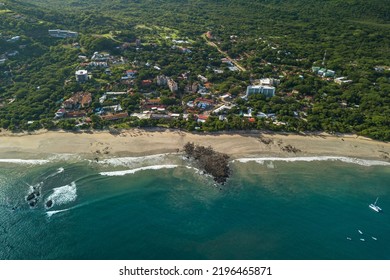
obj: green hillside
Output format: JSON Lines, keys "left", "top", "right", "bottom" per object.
{"left": 0, "top": 0, "right": 389, "bottom": 140}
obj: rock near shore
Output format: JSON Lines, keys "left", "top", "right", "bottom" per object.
{"left": 184, "top": 142, "right": 230, "bottom": 184}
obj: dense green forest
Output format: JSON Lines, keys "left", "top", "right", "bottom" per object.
{"left": 0, "top": 0, "right": 389, "bottom": 140}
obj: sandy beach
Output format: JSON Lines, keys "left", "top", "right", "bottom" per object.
{"left": 0, "top": 129, "right": 389, "bottom": 161}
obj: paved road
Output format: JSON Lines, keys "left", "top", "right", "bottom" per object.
{"left": 202, "top": 33, "right": 247, "bottom": 72}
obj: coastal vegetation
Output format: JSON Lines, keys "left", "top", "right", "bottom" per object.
{"left": 0, "top": 0, "right": 389, "bottom": 140}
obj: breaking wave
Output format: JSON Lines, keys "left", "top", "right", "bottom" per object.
{"left": 46, "top": 208, "right": 71, "bottom": 218}
{"left": 99, "top": 165, "right": 178, "bottom": 176}
{"left": 45, "top": 167, "right": 65, "bottom": 179}
{"left": 0, "top": 159, "right": 50, "bottom": 165}
{"left": 185, "top": 166, "right": 202, "bottom": 174}
{"left": 233, "top": 156, "right": 390, "bottom": 167}
{"left": 27, "top": 181, "right": 43, "bottom": 192}
{"left": 95, "top": 153, "right": 172, "bottom": 167}
{"left": 45, "top": 182, "right": 77, "bottom": 207}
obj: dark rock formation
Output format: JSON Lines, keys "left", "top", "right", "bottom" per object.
{"left": 184, "top": 142, "right": 230, "bottom": 184}
{"left": 26, "top": 186, "right": 42, "bottom": 208}
{"left": 26, "top": 193, "right": 35, "bottom": 201}
{"left": 281, "top": 144, "right": 301, "bottom": 153}
{"left": 46, "top": 200, "right": 53, "bottom": 208}
{"left": 259, "top": 136, "right": 273, "bottom": 145}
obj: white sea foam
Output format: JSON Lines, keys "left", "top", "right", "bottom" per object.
{"left": 0, "top": 159, "right": 50, "bottom": 165}
{"left": 45, "top": 182, "right": 77, "bottom": 207}
{"left": 27, "top": 181, "right": 43, "bottom": 193}
{"left": 46, "top": 208, "right": 71, "bottom": 218}
{"left": 233, "top": 156, "right": 390, "bottom": 167}
{"left": 96, "top": 153, "right": 171, "bottom": 167}
{"left": 184, "top": 166, "right": 213, "bottom": 178}
{"left": 99, "top": 164, "right": 178, "bottom": 176}
{"left": 185, "top": 166, "right": 202, "bottom": 174}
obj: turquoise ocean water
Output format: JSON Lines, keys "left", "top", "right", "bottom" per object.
{"left": 0, "top": 153, "right": 389, "bottom": 260}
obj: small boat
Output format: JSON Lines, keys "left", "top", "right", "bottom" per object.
{"left": 360, "top": 238, "right": 365, "bottom": 241}
{"left": 369, "top": 197, "right": 382, "bottom": 212}
{"left": 358, "top": 229, "right": 363, "bottom": 234}
{"left": 372, "top": 236, "right": 377, "bottom": 241}
{"left": 347, "top": 237, "right": 352, "bottom": 240}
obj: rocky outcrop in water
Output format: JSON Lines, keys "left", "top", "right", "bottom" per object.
{"left": 26, "top": 193, "right": 36, "bottom": 201}
{"left": 26, "top": 186, "right": 41, "bottom": 208}
{"left": 184, "top": 142, "right": 230, "bottom": 184}
{"left": 46, "top": 200, "right": 53, "bottom": 208}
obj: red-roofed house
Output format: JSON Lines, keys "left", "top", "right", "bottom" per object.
{"left": 101, "top": 112, "right": 129, "bottom": 121}
{"left": 142, "top": 80, "right": 152, "bottom": 87}
{"left": 197, "top": 115, "right": 209, "bottom": 123}
{"left": 126, "top": 70, "right": 137, "bottom": 78}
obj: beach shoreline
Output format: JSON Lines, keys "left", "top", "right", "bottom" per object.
{"left": 0, "top": 129, "right": 389, "bottom": 162}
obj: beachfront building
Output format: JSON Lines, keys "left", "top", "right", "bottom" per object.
{"left": 75, "top": 70, "right": 88, "bottom": 82}
{"left": 245, "top": 85, "right": 275, "bottom": 98}
{"left": 49, "top": 29, "right": 78, "bottom": 38}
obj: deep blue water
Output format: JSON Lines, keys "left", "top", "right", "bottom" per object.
{"left": 0, "top": 154, "right": 389, "bottom": 259}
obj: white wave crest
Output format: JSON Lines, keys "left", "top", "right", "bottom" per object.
{"left": 45, "top": 182, "right": 77, "bottom": 207}
{"left": 45, "top": 167, "right": 65, "bottom": 179}
{"left": 233, "top": 156, "right": 390, "bottom": 167}
{"left": 185, "top": 166, "right": 202, "bottom": 174}
{"left": 0, "top": 159, "right": 50, "bottom": 165}
{"left": 99, "top": 164, "right": 178, "bottom": 176}
{"left": 95, "top": 153, "right": 171, "bottom": 167}
{"left": 46, "top": 208, "right": 71, "bottom": 218}
{"left": 185, "top": 166, "right": 213, "bottom": 179}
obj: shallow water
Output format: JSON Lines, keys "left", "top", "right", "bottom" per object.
{"left": 0, "top": 154, "right": 389, "bottom": 259}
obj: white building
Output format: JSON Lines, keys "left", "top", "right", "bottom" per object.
{"left": 259, "top": 78, "right": 280, "bottom": 87}
{"left": 91, "top": 52, "right": 110, "bottom": 61}
{"left": 75, "top": 70, "right": 88, "bottom": 82}
{"left": 156, "top": 75, "right": 168, "bottom": 86}
{"left": 334, "top": 77, "right": 352, "bottom": 85}
{"left": 197, "top": 75, "right": 208, "bottom": 83}
{"left": 49, "top": 29, "right": 78, "bottom": 38}
{"left": 245, "top": 85, "right": 275, "bottom": 98}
